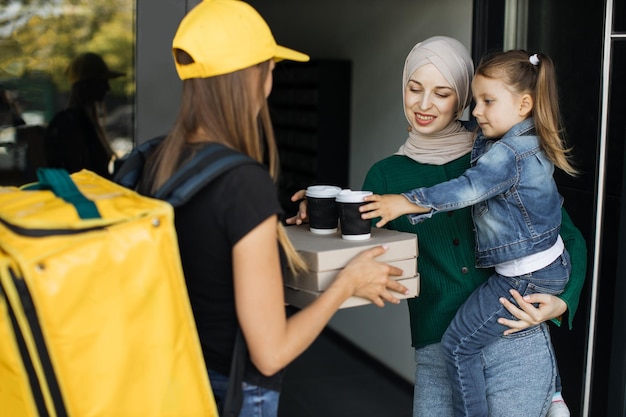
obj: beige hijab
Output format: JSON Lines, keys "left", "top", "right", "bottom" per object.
{"left": 396, "top": 36, "right": 475, "bottom": 165}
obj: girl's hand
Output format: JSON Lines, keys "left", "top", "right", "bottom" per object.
{"left": 360, "top": 194, "right": 426, "bottom": 228}
{"left": 498, "top": 289, "right": 567, "bottom": 335}
{"left": 285, "top": 189, "right": 308, "bottom": 225}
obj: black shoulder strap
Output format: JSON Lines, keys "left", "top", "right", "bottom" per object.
{"left": 113, "top": 135, "right": 165, "bottom": 190}
{"left": 114, "top": 136, "right": 256, "bottom": 207}
{"left": 221, "top": 329, "right": 247, "bottom": 417}
{"left": 154, "top": 143, "right": 256, "bottom": 207}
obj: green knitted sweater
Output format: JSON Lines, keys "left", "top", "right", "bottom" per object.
{"left": 362, "top": 153, "right": 587, "bottom": 348}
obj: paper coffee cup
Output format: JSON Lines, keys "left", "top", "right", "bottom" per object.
{"left": 336, "top": 190, "right": 373, "bottom": 240}
{"left": 305, "top": 185, "right": 342, "bottom": 234}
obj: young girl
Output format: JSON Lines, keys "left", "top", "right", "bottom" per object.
{"left": 361, "top": 49, "right": 577, "bottom": 417}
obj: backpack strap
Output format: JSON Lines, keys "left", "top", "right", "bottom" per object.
{"left": 221, "top": 328, "right": 247, "bottom": 417}
{"left": 154, "top": 143, "right": 256, "bottom": 207}
{"left": 113, "top": 135, "right": 165, "bottom": 191}
{"left": 114, "top": 136, "right": 256, "bottom": 207}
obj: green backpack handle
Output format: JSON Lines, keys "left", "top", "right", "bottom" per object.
{"left": 24, "top": 168, "right": 101, "bottom": 220}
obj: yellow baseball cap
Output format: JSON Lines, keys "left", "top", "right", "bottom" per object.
{"left": 172, "top": 0, "right": 309, "bottom": 80}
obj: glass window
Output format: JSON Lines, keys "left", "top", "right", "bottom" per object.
{"left": 0, "top": 0, "right": 135, "bottom": 184}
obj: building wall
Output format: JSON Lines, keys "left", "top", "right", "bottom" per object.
{"left": 135, "top": 0, "right": 184, "bottom": 142}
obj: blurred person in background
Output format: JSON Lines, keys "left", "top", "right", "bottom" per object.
{"left": 45, "top": 52, "right": 123, "bottom": 178}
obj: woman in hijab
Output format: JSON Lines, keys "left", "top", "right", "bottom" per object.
{"left": 363, "top": 36, "right": 586, "bottom": 417}
{"left": 289, "top": 36, "right": 585, "bottom": 417}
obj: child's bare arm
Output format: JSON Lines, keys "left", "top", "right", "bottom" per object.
{"left": 360, "top": 194, "right": 430, "bottom": 228}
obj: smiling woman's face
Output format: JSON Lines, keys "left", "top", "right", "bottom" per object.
{"left": 404, "top": 63, "right": 459, "bottom": 135}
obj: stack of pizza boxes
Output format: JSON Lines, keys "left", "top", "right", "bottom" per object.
{"left": 284, "top": 225, "right": 419, "bottom": 308}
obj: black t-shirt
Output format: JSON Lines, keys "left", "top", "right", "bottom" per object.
{"left": 174, "top": 160, "right": 285, "bottom": 391}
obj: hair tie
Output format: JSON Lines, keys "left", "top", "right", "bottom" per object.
{"left": 529, "top": 54, "right": 540, "bottom": 66}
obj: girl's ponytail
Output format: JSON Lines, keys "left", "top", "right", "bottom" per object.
{"left": 532, "top": 53, "right": 578, "bottom": 176}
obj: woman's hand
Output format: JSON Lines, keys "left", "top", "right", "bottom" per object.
{"left": 285, "top": 189, "right": 308, "bottom": 225}
{"left": 330, "top": 245, "right": 407, "bottom": 307}
{"left": 497, "top": 290, "right": 568, "bottom": 335}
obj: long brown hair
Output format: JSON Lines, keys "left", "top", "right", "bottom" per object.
{"left": 146, "top": 50, "right": 305, "bottom": 273}
{"left": 475, "top": 50, "right": 577, "bottom": 176}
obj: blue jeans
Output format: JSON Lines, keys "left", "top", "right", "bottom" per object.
{"left": 414, "top": 325, "right": 557, "bottom": 417}
{"left": 208, "top": 370, "right": 280, "bottom": 417}
{"left": 440, "top": 250, "right": 570, "bottom": 417}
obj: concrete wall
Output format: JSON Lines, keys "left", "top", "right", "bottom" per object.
{"left": 135, "top": 0, "right": 184, "bottom": 142}
{"left": 137, "top": 0, "right": 473, "bottom": 383}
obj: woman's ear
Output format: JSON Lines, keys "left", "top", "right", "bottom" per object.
{"left": 519, "top": 93, "right": 533, "bottom": 117}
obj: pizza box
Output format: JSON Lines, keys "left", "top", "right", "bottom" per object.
{"left": 284, "top": 274, "right": 420, "bottom": 309}
{"left": 286, "top": 257, "right": 417, "bottom": 291}
{"left": 285, "top": 225, "right": 417, "bottom": 272}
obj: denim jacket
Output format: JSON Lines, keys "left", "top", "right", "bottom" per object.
{"left": 404, "top": 118, "right": 562, "bottom": 268}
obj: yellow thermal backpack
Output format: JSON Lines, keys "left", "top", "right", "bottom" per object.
{"left": 0, "top": 168, "right": 219, "bottom": 417}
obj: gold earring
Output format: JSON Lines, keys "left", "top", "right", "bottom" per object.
{"left": 407, "top": 125, "right": 412, "bottom": 132}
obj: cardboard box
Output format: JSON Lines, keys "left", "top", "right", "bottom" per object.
{"left": 285, "top": 225, "right": 418, "bottom": 271}
{"left": 283, "top": 225, "right": 419, "bottom": 307}
{"left": 284, "top": 225, "right": 417, "bottom": 292}
{"left": 284, "top": 275, "right": 420, "bottom": 309}
{"left": 288, "top": 257, "right": 417, "bottom": 291}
